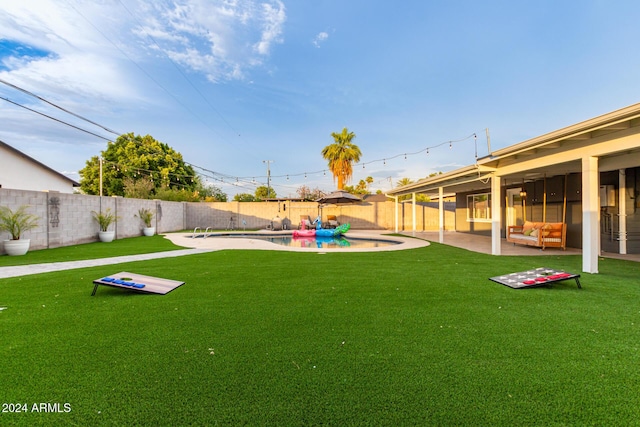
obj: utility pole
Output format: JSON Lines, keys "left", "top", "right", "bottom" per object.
{"left": 263, "top": 160, "right": 274, "bottom": 199}
{"left": 99, "top": 156, "right": 103, "bottom": 197}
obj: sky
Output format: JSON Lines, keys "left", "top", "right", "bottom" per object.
{"left": 2, "top": 0, "right": 640, "bottom": 199}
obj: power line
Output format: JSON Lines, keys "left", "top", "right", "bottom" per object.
{"left": 0, "top": 78, "right": 120, "bottom": 136}
{"left": 1, "top": 79, "right": 480, "bottom": 194}
{"left": 0, "top": 95, "right": 112, "bottom": 141}
{"left": 114, "top": 0, "right": 244, "bottom": 138}
{"left": 63, "top": 0, "right": 237, "bottom": 148}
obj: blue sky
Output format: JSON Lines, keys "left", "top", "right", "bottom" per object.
{"left": 1, "top": 1, "right": 640, "bottom": 198}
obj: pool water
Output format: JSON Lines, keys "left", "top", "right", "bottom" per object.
{"left": 199, "top": 234, "right": 399, "bottom": 249}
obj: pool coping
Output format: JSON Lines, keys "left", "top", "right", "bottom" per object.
{"left": 161, "top": 230, "right": 430, "bottom": 253}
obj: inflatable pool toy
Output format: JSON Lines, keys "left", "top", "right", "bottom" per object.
{"left": 293, "top": 229, "right": 316, "bottom": 238}
{"left": 293, "top": 221, "right": 350, "bottom": 238}
{"left": 315, "top": 228, "right": 334, "bottom": 237}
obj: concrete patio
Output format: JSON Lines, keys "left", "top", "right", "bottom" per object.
{"left": 403, "top": 230, "right": 640, "bottom": 262}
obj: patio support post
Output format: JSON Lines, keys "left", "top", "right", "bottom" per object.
{"left": 582, "top": 156, "right": 599, "bottom": 273}
{"left": 619, "top": 169, "right": 627, "bottom": 254}
{"left": 439, "top": 186, "right": 444, "bottom": 244}
{"left": 491, "top": 174, "right": 501, "bottom": 255}
{"left": 412, "top": 192, "right": 416, "bottom": 236}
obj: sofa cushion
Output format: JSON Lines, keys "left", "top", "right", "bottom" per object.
{"left": 522, "top": 221, "right": 536, "bottom": 234}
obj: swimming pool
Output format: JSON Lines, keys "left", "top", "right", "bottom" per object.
{"left": 193, "top": 233, "right": 399, "bottom": 249}
{"left": 164, "top": 230, "right": 430, "bottom": 253}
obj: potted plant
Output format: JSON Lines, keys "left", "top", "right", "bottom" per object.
{"left": 92, "top": 208, "right": 118, "bottom": 242}
{"left": 136, "top": 208, "right": 155, "bottom": 236}
{"left": 0, "top": 205, "right": 39, "bottom": 256}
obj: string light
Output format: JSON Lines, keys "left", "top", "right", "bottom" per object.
{"left": 98, "top": 132, "right": 479, "bottom": 194}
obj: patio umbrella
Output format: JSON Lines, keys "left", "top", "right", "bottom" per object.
{"left": 315, "top": 190, "right": 362, "bottom": 205}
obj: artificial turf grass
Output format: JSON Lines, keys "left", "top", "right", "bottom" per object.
{"left": 1, "top": 245, "right": 639, "bottom": 425}
{"left": 0, "top": 235, "right": 185, "bottom": 267}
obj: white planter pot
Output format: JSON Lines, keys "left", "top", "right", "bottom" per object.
{"left": 4, "top": 239, "right": 31, "bottom": 256}
{"left": 98, "top": 231, "right": 115, "bottom": 243}
{"left": 143, "top": 227, "right": 155, "bottom": 236}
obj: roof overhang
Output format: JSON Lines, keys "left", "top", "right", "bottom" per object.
{"left": 386, "top": 102, "right": 640, "bottom": 197}
{"left": 0, "top": 140, "right": 80, "bottom": 187}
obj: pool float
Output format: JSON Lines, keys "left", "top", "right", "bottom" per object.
{"left": 333, "top": 223, "right": 350, "bottom": 235}
{"left": 292, "top": 229, "right": 315, "bottom": 238}
{"left": 294, "top": 218, "right": 351, "bottom": 238}
{"left": 315, "top": 228, "right": 335, "bottom": 238}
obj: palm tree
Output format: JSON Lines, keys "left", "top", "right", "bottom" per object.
{"left": 396, "top": 177, "right": 414, "bottom": 187}
{"left": 321, "top": 127, "right": 362, "bottom": 190}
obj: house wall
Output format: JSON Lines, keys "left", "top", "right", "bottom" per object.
{"left": 455, "top": 192, "right": 493, "bottom": 236}
{"left": 452, "top": 169, "right": 640, "bottom": 253}
{"left": 599, "top": 167, "right": 640, "bottom": 253}
{"left": 456, "top": 175, "right": 584, "bottom": 247}
{"left": 0, "top": 146, "right": 76, "bottom": 193}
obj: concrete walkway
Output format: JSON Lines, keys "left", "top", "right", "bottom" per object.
{"left": 0, "top": 248, "right": 213, "bottom": 279}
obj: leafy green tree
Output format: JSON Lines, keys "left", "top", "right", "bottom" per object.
{"left": 79, "top": 133, "right": 200, "bottom": 196}
{"left": 255, "top": 185, "right": 276, "bottom": 201}
{"left": 321, "top": 127, "right": 362, "bottom": 190}
{"left": 154, "top": 188, "right": 199, "bottom": 202}
{"left": 123, "top": 176, "right": 154, "bottom": 199}
{"left": 344, "top": 176, "right": 374, "bottom": 195}
{"left": 296, "top": 185, "right": 326, "bottom": 201}
{"left": 198, "top": 184, "right": 228, "bottom": 202}
{"left": 233, "top": 193, "right": 256, "bottom": 202}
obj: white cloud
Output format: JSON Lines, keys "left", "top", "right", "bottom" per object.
{"left": 137, "top": 0, "right": 286, "bottom": 81}
{"left": 253, "top": 1, "right": 287, "bottom": 55}
{"left": 313, "top": 31, "right": 329, "bottom": 48}
{"left": 0, "top": 0, "right": 287, "bottom": 90}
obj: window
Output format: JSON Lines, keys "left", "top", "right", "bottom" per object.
{"left": 467, "top": 193, "right": 491, "bottom": 222}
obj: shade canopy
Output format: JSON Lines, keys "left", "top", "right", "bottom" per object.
{"left": 316, "top": 191, "right": 362, "bottom": 205}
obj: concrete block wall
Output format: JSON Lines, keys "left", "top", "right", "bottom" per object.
{"left": 1, "top": 188, "right": 448, "bottom": 254}
{"left": 156, "top": 201, "right": 186, "bottom": 233}
{"left": 0, "top": 189, "right": 189, "bottom": 254}
{"left": 53, "top": 192, "right": 103, "bottom": 247}
{"left": 397, "top": 202, "right": 456, "bottom": 232}
{"left": 0, "top": 189, "right": 48, "bottom": 250}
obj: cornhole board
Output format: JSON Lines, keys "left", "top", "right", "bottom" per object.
{"left": 92, "top": 271, "right": 185, "bottom": 296}
{"left": 489, "top": 267, "right": 581, "bottom": 289}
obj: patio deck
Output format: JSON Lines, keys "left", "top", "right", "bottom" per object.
{"left": 403, "top": 231, "right": 640, "bottom": 262}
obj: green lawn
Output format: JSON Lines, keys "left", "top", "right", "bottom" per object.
{"left": 0, "top": 235, "right": 184, "bottom": 267}
{"left": 1, "top": 242, "right": 639, "bottom": 425}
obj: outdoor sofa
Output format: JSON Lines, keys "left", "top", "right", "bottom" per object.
{"left": 507, "top": 221, "right": 567, "bottom": 250}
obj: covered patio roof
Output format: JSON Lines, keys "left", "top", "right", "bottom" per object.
{"left": 387, "top": 102, "right": 640, "bottom": 197}
{"left": 385, "top": 102, "right": 640, "bottom": 274}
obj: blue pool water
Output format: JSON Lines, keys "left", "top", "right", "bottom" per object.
{"left": 196, "top": 233, "right": 399, "bottom": 249}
